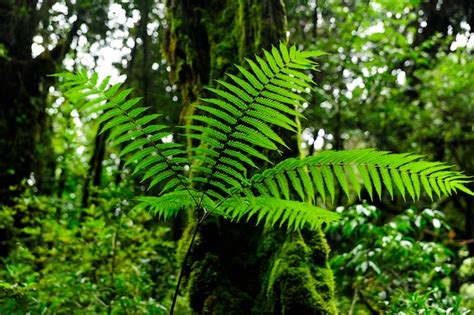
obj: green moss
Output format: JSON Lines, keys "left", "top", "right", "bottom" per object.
{"left": 188, "top": 253, "right": 220, "bottom": 311}
{"left": 254, "top": 229, "right": 337, "bottom": 314}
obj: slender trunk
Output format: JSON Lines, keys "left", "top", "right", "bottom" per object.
{"left": 83, "top": 2, "right": 149, "bottom": 206}
{"left": 164, "top": 1, "right": 336, "bottom": 313}
{"left": 82, "top": 128, "right": 108, "bottom": 208}
{"left": 141, "top": 0, "right": 151, "bottom": 108}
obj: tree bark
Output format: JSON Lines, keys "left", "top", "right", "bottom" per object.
{"left": 164, "top": 0, "right": 336, "bottom": 313}
{"left": 81, "top": 129, "right": 108, "bottom": 208}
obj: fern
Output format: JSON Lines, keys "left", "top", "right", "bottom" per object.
{"left": 185, "top": 44, "right": 323, "bottom": 200}
{"left": 54, "top": 70, "right": 194, "bottom": 197}
{"left": 220, "top": 196, "right": 340, "bottom": 230}
{"left": 55, "top": 43, "right": 473, "bottom": 232}
{"left": 244, "top": 149, "right": 472, "bottom": 203}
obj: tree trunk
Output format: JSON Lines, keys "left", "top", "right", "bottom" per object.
{"left": 164, "top": 0, "right": 336, "bottom": 313}
{"left": 81, "top": 128, "right": 108, "bottom": 208}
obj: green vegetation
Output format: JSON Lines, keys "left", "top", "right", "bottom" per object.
{"left": 1, "top": 0, "right": 473, "bottom": 313}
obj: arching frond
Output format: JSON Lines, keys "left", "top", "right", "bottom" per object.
{"left": 135, "top": 192, "right": 340, "bottom": 230}
{"left": 134, "top": 190, "right": 232, "bottom": 219}
{"left": 188, "top": 43, "right": 323, "bottom": 199}
{"left": 54, "top": 70, "right": 191, "bottom": 195}
{"left": 246, "top": 149, "right": 473, "bottom": 203}
{"left": 219, "top": 195, "right": 340, "bottom": 230}
{"left": 134, "top": 190, "right": 207, "bottom": 219}
{"left": 54, "top": 45, "right": 473, "bottom": 232}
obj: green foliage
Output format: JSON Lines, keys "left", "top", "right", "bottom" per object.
{"left": 0, "top": 43, "right": 9, "bottom": 60}
{"left": 54, "top": 71, "right": 188, "bottom": 193}
{"left": 3, "top": 1, "right": 472, "bottom": 313}
{"left": 55, "top": 43, "right": 472, "bottom": 232}
{"left": 328, "top": 204, "right": 471, "bottom": 313}
{"left": 247, "top": 149, "right": 472, "bottom": 202}
{"left": 0, "top": 189, "right": 175, "bottom": 314}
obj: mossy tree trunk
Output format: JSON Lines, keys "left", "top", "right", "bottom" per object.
{"left": 164, "top": 0, "right": 336, "bottom": 313}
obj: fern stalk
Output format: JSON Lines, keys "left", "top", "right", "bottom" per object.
{"left": 170, "top": 210, "right": 209, "bottom": 315}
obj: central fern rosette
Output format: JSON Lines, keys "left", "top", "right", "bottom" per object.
{"left": 56, "top": 43, "right": 473, "bottom": 230}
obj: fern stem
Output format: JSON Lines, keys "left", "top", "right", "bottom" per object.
{"left": 170, "top": 210, "right": 208, "bottom": 315}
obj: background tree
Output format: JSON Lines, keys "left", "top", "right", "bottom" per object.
{"left": 164, "top": 0, "right": 337, "bottom": 313}
{"left": 0, "top": 1, "right": 77, "bottom": 203}
{"left": 0, "top": 0, "right": 82, "bottom": 257}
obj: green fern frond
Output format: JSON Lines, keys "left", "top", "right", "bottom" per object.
{"left": 187, "top": 44, "right": 319, "bottom": 197}
{"left": 54, "top": 44, "right": 473, "bottom": 233}
{"left": 135, "top": 190, "right": 209, "bottom": 219}
{"left": 136, "top": 192, "right": 340, "bottom": 231}
{"left": 55, "top": 71, "right": 191, "bottom": 195}
{"left": 135, "top": 190, "right": 249, "bottom": 219}
{"left": 247, "top": 149, "right": 473, "bottom": 203}
{"left": 220, "top": 195, "right": 340, "bottom": 230}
